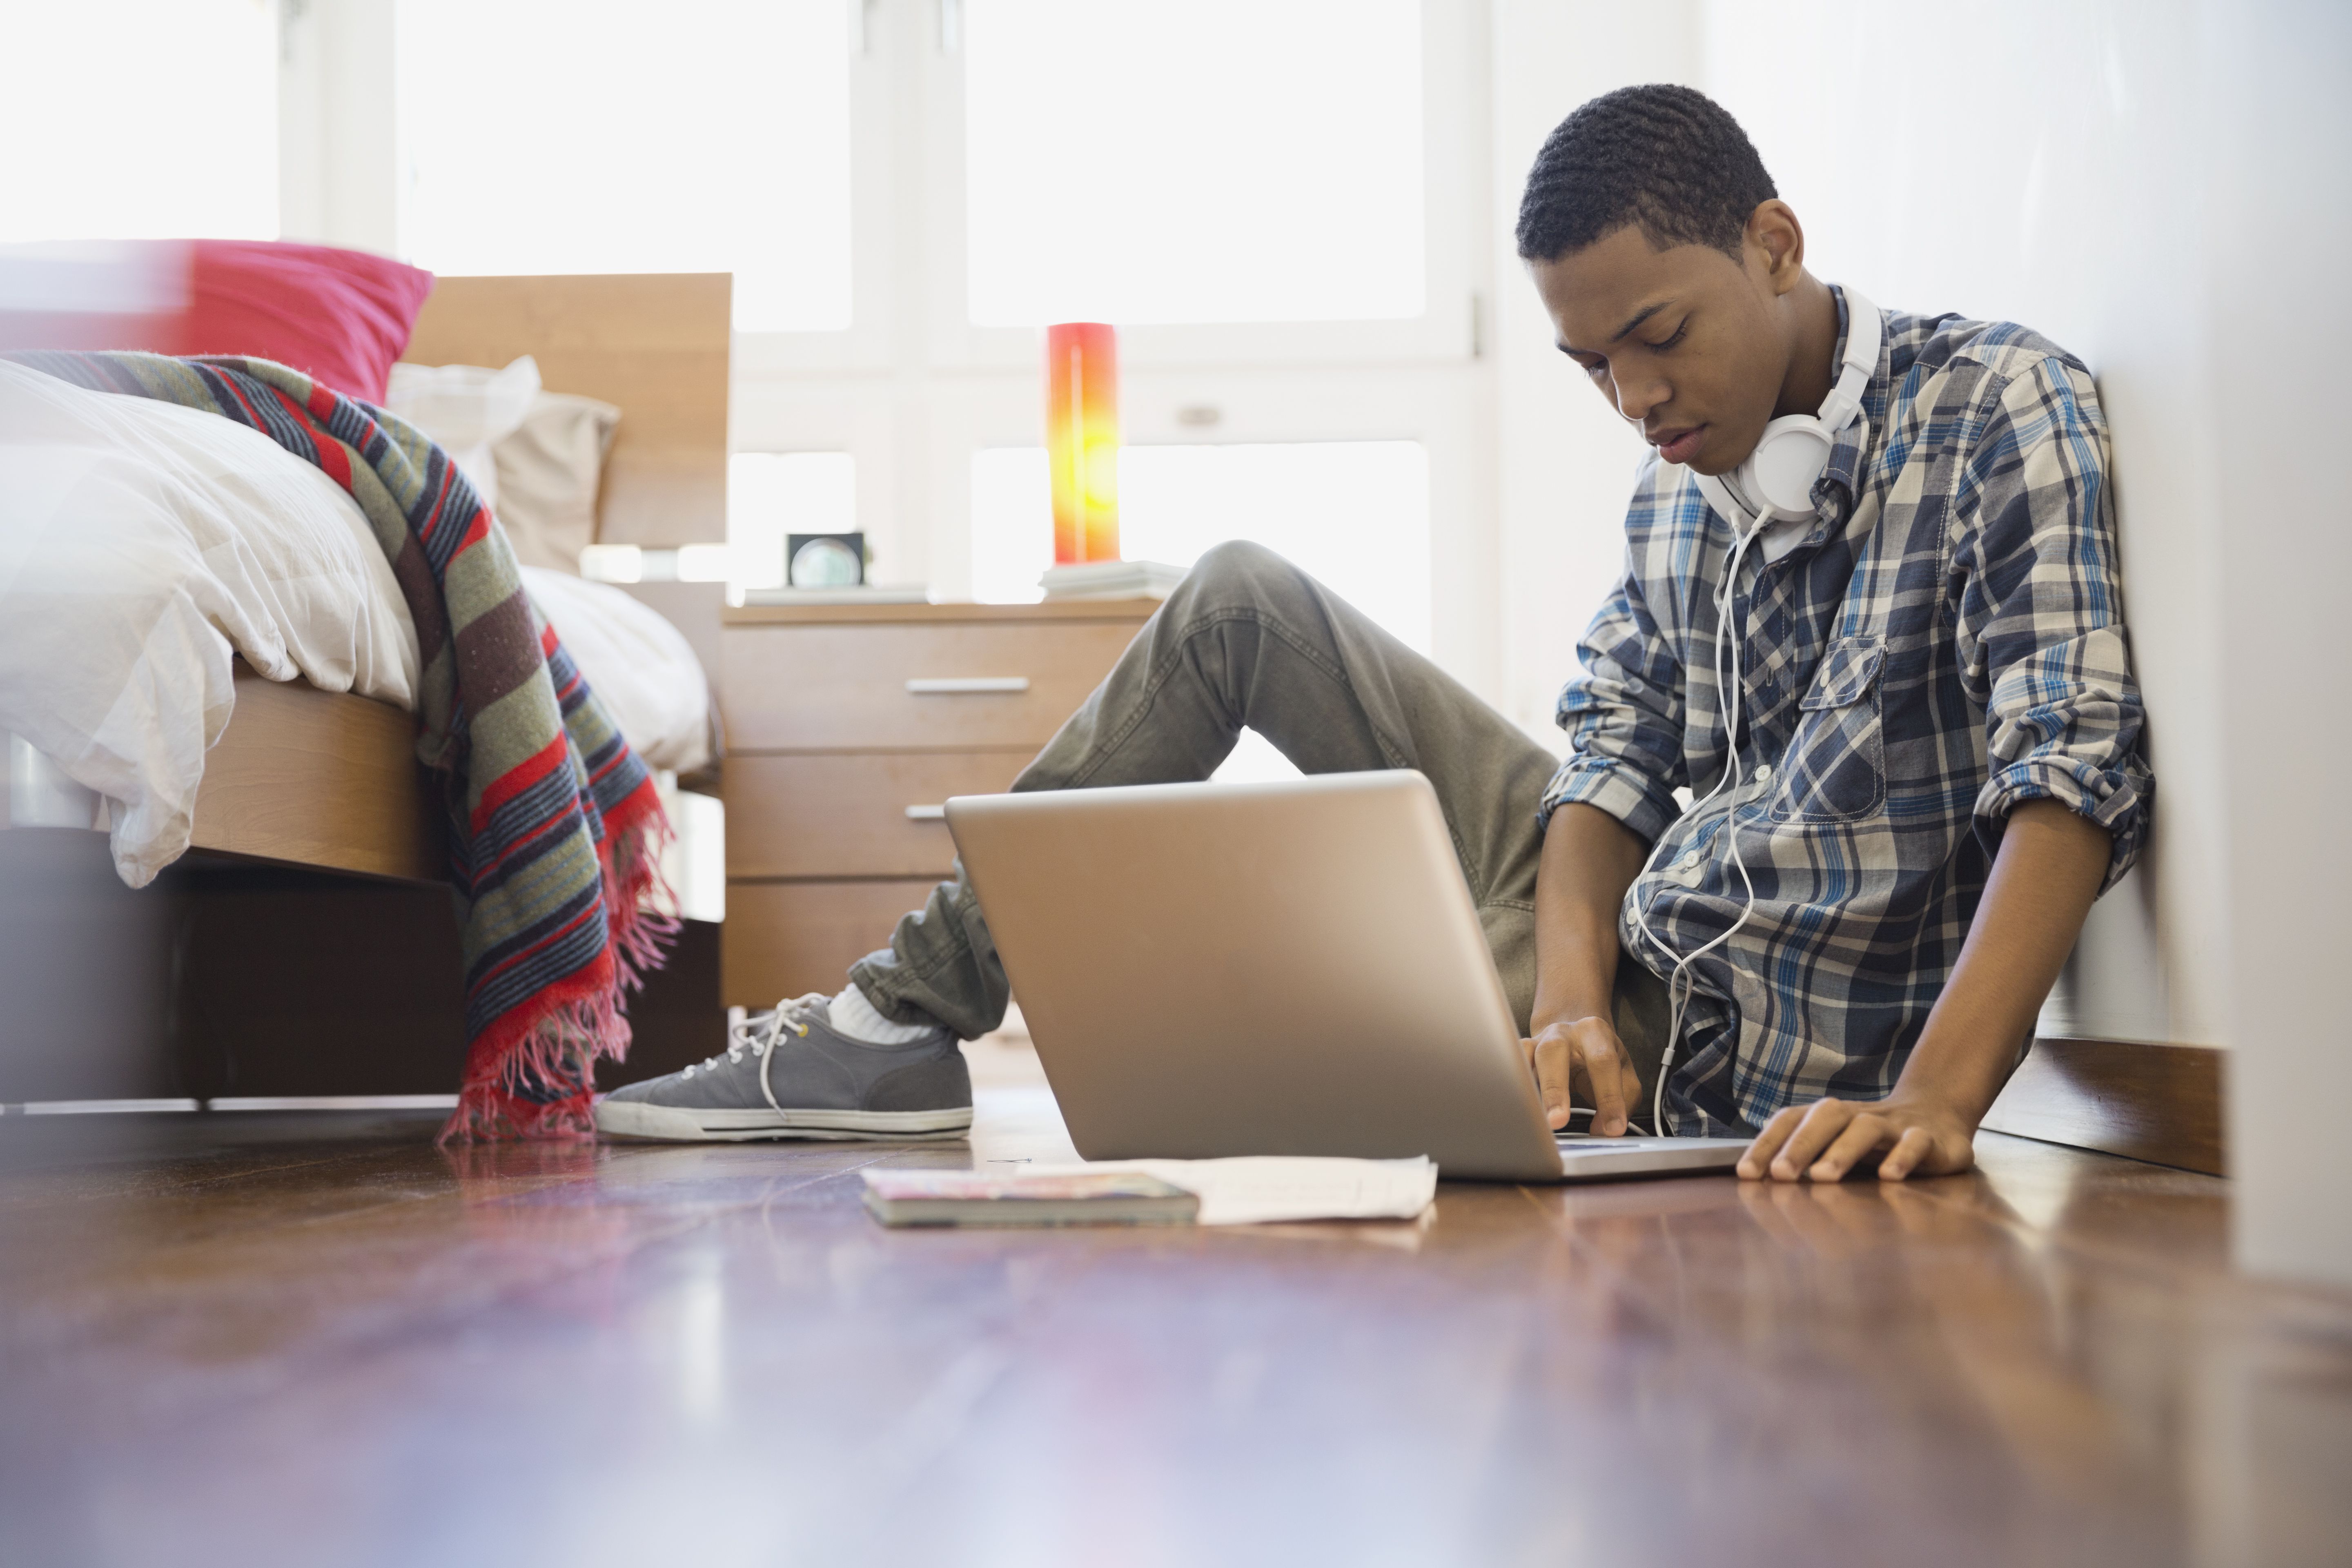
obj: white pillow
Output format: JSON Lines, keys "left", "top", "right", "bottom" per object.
{"left": 383, "top": 354, "right": 541, "bottom": 510}
{"left": 493, "top": 391, "right": 620, "bottom": 574}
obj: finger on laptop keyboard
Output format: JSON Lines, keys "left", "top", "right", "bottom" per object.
{"left": 1567, "top": 1017, "right": 1631, "bottom": 1136}
{"left": 1528, "top": 1027, "right": 1575, "bottom": 1129}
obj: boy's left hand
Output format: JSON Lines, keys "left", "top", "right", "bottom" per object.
{"left": 1734, "top": 802, "right": 2110, "bottom": 1185}
{"left": 1736, "top": 1093, "right": 1978, "bottom": 1182}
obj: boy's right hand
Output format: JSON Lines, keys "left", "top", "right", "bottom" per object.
{"left": 1521, "top": 1016, "right": 1644, "bottom": 1136}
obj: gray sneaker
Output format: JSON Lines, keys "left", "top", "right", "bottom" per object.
{"left": 595, "top": 994, "right": 972, "bottom": 1143}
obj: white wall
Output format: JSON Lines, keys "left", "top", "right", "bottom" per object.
{"left": 2206, "top": 1, "right": 2352, "bottom": 1287}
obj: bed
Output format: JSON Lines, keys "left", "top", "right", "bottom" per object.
{"left": 3, "top": 271, "right": 726, "bottom": 877}
{"left": 0, "top": 271, "right": 731, "bottom": 1107}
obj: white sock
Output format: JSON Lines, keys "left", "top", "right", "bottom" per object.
{"left": 829, "top": 983, "right": 935, "bottom": 1045}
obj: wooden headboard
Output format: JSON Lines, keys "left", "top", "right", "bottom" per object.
{"left": 400, "top": 272, "right": 730, "bottom": 549}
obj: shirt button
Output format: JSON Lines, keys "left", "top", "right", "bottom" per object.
{"left": 1677, "top": 850, "right": 1702, "bottom": 870}
{"left": 1755, "top": 763, "right": 1775, "bottom": 782}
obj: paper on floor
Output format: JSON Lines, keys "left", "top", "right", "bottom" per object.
{"left": 1013, "top": 1156, "right": 1436, "bottom": 1226}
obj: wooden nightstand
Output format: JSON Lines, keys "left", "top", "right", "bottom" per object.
{"left": 718, "top": 598, "right": 1159, "bottom": 1007}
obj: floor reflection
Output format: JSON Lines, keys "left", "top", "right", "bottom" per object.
{"left": 8, "top": 1103, "right": 2350, "bottom": 1567}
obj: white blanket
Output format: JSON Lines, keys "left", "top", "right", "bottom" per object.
{"left": 519, "top": 566, "right": 711, "bottom": 777}
{"left": 0, "top": 359, "right": 419, "bottom": 885}
{"left": 0, "top": 360, "right": 711, "bottom": 886}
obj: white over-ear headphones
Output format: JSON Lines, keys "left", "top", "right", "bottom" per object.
{"left": 1632, "top": 286, "right": 1881, "bottom": 1135}
{"left": 1693, "top": 287, "right": 1881, "bottom": 528}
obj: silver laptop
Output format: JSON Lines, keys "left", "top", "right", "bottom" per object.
{"left": 945, "top": 771, "right": 1751, "bottom": 1183}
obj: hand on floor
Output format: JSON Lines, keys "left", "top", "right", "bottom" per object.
{"left": 1736, "top": 1093, "right": 1978, "bottom": 1182}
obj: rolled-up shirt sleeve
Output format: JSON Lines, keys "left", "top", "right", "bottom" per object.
{"left": 1958, "top": 357, "right": 2154, "bottom": 891}
{"left": 1538, "top": 565, "right": 1688, "bottom": 844}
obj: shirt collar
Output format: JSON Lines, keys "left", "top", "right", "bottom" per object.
{"left": 1811, "top": 284, "right": 1881, "bottom": 529}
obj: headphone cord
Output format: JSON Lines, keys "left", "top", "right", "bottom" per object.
{"left": 1632, "top": 300, "right": 1876, "bottom": 1134}
{"left": 1630, "top": 515, "right": 1767, "bottom": 1138}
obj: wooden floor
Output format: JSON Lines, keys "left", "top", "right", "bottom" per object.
{"left": 3, "top": 1085, "right": 2348, "bottom": 1568}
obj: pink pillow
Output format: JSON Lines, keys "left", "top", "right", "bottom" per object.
{"left": 180, "top": 241, "right": 435, "bottom": 404}
{"left": 0, "top": 240, "right": 433, "bottom": 404}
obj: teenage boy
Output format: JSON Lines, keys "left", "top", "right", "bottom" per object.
{"left": 601, "top": 85, "right": 2151, "bottom": 1183}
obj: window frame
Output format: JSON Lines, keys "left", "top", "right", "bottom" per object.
{"left": 735, "top": 0, "right": 1488, "bottom": 375}
{"left": 730, "top": 0, "right": 1499, "bottom": 696}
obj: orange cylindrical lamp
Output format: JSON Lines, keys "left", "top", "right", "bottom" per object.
{"left": 1047, "top": 321, "right": 1119, "bottom": 564}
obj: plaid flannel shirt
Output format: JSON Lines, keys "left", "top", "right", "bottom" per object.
{"left": 1540, "top": 290, "right": 2153, "bottom": 1135}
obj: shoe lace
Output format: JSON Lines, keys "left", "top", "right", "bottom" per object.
{"left": 681, "top": 993, "right": 826, "bottom": 1113}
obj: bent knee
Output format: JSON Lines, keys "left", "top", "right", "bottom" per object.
{"left": 1183, "top": 538, "right": 1303, "bottom": 605}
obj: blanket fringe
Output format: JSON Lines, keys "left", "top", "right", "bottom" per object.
{"left": 439, "top": 783, "right": 679, "bottom": 1144}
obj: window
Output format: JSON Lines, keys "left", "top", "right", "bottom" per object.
{"left": 373, "top": 0, "right": 1491, "bottom": 695}
{"left": 938, "top": 2, "right": 1480, "bottom": 685}
{"left": 396, "top": 0, "right": 853, "bottom": 330}
{"left": 0, "top": 0, "right": 276, "bottom": 243}
{"left": 963, "top": 0, "right": 1424, "bottom": 326}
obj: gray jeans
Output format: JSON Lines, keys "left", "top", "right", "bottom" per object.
{"left": 849, "top": 541, "right": 1673, "bottom": 1105}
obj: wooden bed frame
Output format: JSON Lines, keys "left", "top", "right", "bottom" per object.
{"left": 188, "top": 272, "right": 730, "bottom": 884}
{"left": 189, "top": 661, "right": 446, "bottom": 881}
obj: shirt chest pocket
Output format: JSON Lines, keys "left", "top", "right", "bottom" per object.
{"left": 1768, "top": 636, "right": 1887, "bottom": 823}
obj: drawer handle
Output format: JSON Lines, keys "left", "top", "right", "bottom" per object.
{"left": 905, "top": 677, "right": 1029, "bottom": 695}
{"left": 904, "top": 804, "right": 948, "bottom": 822}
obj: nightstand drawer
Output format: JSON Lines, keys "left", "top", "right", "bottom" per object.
{"left": 725, "top": 752, "right": 1027, "bottom": 878}
{"left": 722, "top": 621, "right": 1140, "bottom": 751}
{"left": 722, "top": 880, "right": 943, "bottom": 1007}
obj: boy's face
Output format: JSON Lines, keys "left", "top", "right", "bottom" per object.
{"left": 1528, "top": 213, "right": 1803, "bottom": 477}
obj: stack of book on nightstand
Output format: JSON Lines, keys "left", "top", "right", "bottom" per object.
{"left": 1040, "top": 560, "right": 1188, "bottom": 600}
{"left": 741, "top": 584, "right": 933, "bottom": 606}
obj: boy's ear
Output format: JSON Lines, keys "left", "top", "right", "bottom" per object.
{"left": 1746, "top": 200, "right": 1808, "bottom": 295}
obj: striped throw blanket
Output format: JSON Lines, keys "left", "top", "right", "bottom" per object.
{"left": 10, "top": 351, "right": 673, "bottom": 1139}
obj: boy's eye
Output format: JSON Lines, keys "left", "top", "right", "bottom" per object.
{"left": 1650, "top": 320, "right": 1690, "bottom": 351}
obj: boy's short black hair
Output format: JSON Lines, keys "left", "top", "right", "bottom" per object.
{"left": 1515, "top": 85, "right": 1777, "bottom": 263}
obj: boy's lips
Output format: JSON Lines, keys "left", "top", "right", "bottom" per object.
{"left": 1650, "top": 426, "right": 1706, "bottom": 465}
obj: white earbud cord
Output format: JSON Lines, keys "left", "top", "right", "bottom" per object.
{"left": 1626, "top": 291, "right": 1876, "bottom": 1134}
{"left": 1630, "top": 514, "right": 1767, "bottom": 1137}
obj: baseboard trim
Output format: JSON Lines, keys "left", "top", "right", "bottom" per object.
{"left": 1981, "top": 1037, "right": 2226, "bottom": 1176}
